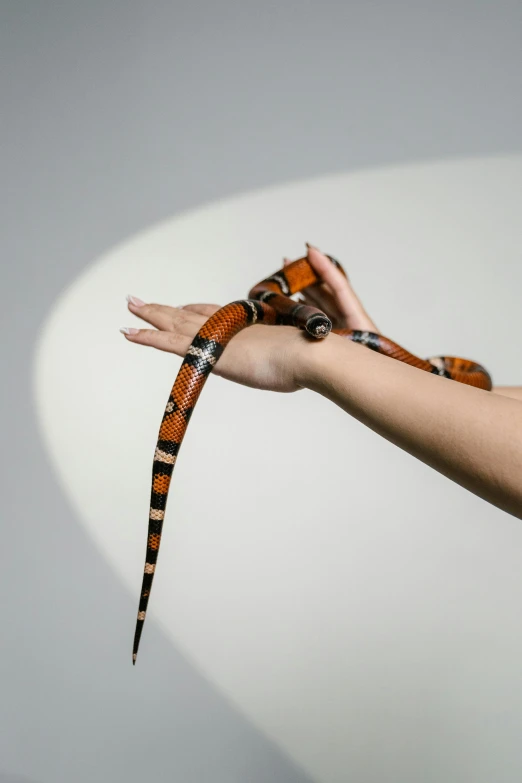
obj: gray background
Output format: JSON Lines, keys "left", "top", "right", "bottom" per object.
{"left": 1, "top": 2, "right": 522, "bottom": 782}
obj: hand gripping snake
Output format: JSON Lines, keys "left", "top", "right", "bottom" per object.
{"left": 132, "top": 253, "right": 492, "bottom": 664}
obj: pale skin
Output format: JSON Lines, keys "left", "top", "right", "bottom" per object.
{"left": 121, "top": 246, "right": 522, "bottom": 520}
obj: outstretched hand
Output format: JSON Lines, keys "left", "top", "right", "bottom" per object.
{"left": 121, "top": 244, "right": 379, "bottom": 393}
{"left": 122, "top": 300, "right": 310, "bottom": 393}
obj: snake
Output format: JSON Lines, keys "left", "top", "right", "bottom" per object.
{"left": 131, "top": 252, "right": 492, "bottom": 664}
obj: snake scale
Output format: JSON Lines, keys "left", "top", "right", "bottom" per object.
{"left": 132, "top": 253, "right": 492, "bottom": 664}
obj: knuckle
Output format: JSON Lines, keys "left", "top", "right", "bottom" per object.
{"left": 171, "top": 313, "right": 188, "bottom": 330}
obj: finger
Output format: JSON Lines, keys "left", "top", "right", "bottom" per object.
{"left": 284, "top": 254, "right": 344, "bottom": 324}
{"left": 306, "top": 245, "right": 367, "bottom": 319}
{"left": 120, "top": 327, "right": 194, "bottom": 356}
{"left": 284, "top": 254, "right": 343, "bottom": 315}
{"left": 179, "top": 303, "right": 222, "bottom": 317}
{"left": 306, "top": 246, "right": 352, "bottom": 296}
{"left": 127, "top": 298, "right": 203, "bottom": 332}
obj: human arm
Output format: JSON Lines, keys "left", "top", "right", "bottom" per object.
{"left": 122, "top": 297, "right": 522, "bottom": 520}
{"left": 301, "top": 334, "right": 522, "bottom": 519}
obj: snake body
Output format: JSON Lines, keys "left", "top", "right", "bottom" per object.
{"left": 132, "top": 254, "right": 492, "bottom": 664}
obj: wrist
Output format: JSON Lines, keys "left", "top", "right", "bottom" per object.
{"left": 294, "top": 332, "right": 351, "bottom": 392}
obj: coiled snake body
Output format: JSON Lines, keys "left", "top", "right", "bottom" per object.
{"left": 132, "top": 254, "right": 492, "bottom": 663}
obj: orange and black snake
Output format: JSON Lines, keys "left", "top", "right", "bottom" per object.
{"left": 132, "top": 253, "right": 492, "bottom": 664}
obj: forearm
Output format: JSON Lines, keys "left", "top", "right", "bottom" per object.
{"left": 299, "top": 335, "right": 522, "bottom": 519}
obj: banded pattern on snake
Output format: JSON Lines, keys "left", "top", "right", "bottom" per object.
{"left": 132, "top": 253, "right": 492, "bottom": 664}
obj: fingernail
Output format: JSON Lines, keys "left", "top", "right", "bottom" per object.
{"left": 127, "top": 295, "right": 146, "bottom": 307}
{"left": 283, "top": 257, "right": 291, "bottom": 265}
{"left": 120, "top": 327, "right": 140, "bottom": 335}
{"left": 305, "top": 242, "right": 318, "bottom": 251}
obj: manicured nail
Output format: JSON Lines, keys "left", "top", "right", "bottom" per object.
{"left": 120, "top": 327, "right": 140, "bottom": 335}
{"left": 306, "top": 242, "right": 318, "bottom": 251}
{"left": 283, "top": 257, "right": 291, "bottom": 265}
{"left": 126, "top": 295, "right": 146, "bottom": 307}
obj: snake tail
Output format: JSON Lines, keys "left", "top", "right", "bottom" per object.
{"left": 132, "top": 299, "right": 276, "bottom": 663}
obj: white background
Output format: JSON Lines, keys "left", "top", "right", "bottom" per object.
{"left": 2, "top": 2, "right": 522, "bottom": 782}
